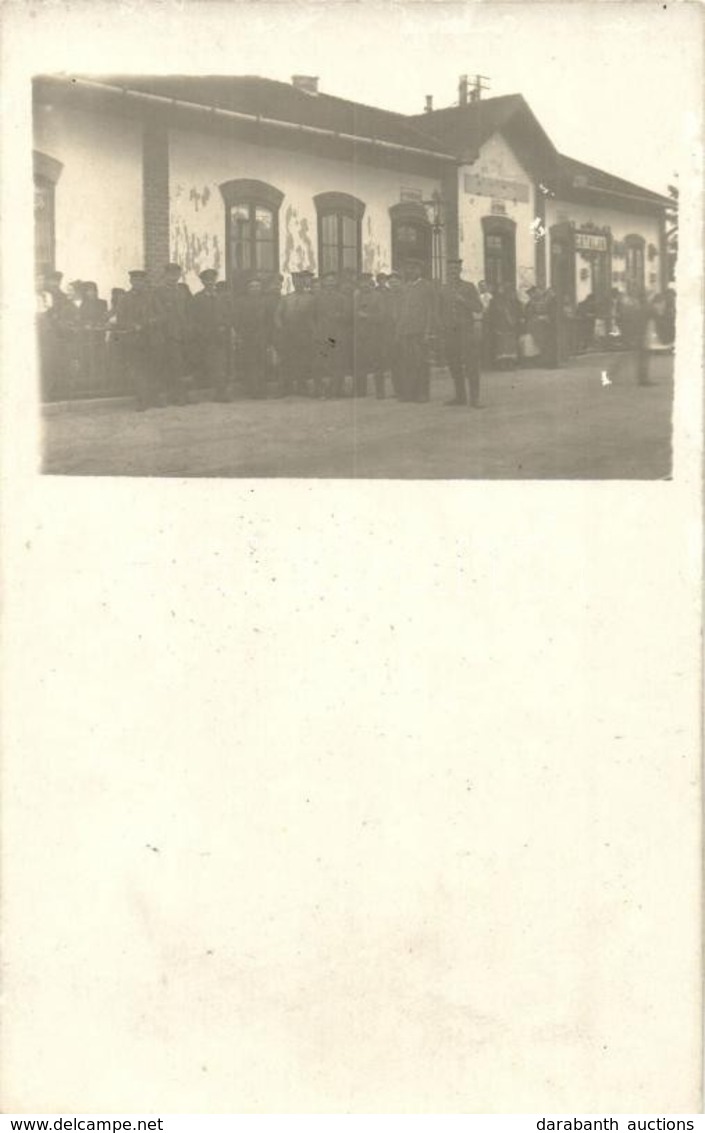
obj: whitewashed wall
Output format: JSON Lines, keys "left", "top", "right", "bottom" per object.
{"left": 33, "top": 104, "right": 143, "bottom": 300}
{"left": 544, "top": 198, "right": 663, "bottom": 304}
{"left": 457, "top": 132, "right": 538, "bottom": 291}
{"left": 167, "top": 128, "right": 444, "bottom": 292}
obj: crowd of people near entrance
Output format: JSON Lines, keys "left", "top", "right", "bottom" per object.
{"left": 36, "top": 259, "right": 676, "bottom": 408}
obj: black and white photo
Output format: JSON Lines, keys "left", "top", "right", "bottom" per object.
{"left": 34, "top": 13, "right": 681, "bottom": 479}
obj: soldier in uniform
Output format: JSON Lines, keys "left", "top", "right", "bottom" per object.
{"left": 116, "top": 269, "right": 164, "bottom": 410}
{"left": 274, "top": 270, "right": 316, "bottom": 396}
{"left": 439, "top": 258, "right": 484, "bottom": 408}
{"left": 37, "top": 270, "right": 75, "bottom": 400}
{"left": 374, "top": 273, "right": 392, "bottom": 398}
{"left": 614, "top": 290, "right": 653, "bottom": 387}
{"left": 264, "top": 274, "right": 284, "bottom": 391}
{"left": 106, "top": 287, "right": 127, "bottom": 392}
{"left": 336, "top": 270, "right": 356, "bottom": 396}
{"left": 62, "top": 281, "right": 86, "bottom": 391}
{"left": 154, "top": 263, "right": 191, "bottom": 405}
{"left": 313, "top": 272, "right": 348, "bottom": 398}
{"left": 234, "top": 276, "right": 270, "bottom": 398}
{"left": 352, "top": 273, "right": 384, "bottom": 398}
{"left": 384, "top": 272, "right": 404, "bottom": 398}
{"left": 214, "top": 280, "right": 236, "bottom": 388}
{"left": 396, "top": 259, "right": 435, "bottom": 402}
{"left": 77, "top": 281, "right": 108, "bottom": 392}
{"left": 190, "top": 268, "right": 233, "bottom": 401}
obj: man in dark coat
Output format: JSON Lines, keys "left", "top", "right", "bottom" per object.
{"left": 477, "top": 280, "right": 493, "bottom": 369}
{"left": 190, "top": 269, "right": 233, "bottom": 401}
{"left": 439, "top": 259, "right": 484, "bottom": 407}
{"left": 37, "top": 269, "right": 76, "bottom": 400}
{"left": 154, "top": 263, "right": 191, "bottom": 405}
{"left": 274, "top": 270, "right": 315, "bottom": 396}
{"left": 234, "top": 276, "right": 270, "bottom": 398}
{"left": 77, "top": 281, "right": 108, "bottom": 391}
{"left": 373, "top": 273, "right": 392, "bottom": 399}
{"left": 352, "top": 273, "right": 384, "bottom": 398}
{"left": 116, "top": 270, "right": 165, "bottom": 410}
{"left": 396, "top": 259, "right": 435, "bottom": 402}
{"left": 617, "top": 290, "right": 652, "bottom": 386}
{"left": 338, "top": 269, "right": 356, "bottom": 395}
{"left": 313, "top": 272, "right": 348, "bottom": 398}
{"left": 384, "top": 272, "right": 404, "bottom": 397}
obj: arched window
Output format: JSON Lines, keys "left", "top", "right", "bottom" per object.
{"left": 389, "top": 202, "right": 432, "bottom": 276}
{"left": 33, "top": 151, "right": 63, "bottom": 275}
{"left": 624, "top": 234, "right": 645, "bottom": 296}
{"left": 314, "top": 192, "right": 365, "bottom": 275}
{"left": 219, "top": 179, "right": 284, "bottom": 281}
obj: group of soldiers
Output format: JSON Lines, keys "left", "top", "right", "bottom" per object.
{"left": 37, "top": 258, "right": 486, "bottom": 410}
{"left": 37, "top": 259, "right": 673, "bottom": 407}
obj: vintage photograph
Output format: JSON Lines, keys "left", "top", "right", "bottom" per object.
{"left": 34, "top": 14, "right": 678, "bottom": 479}
{"left": 5, "top": 3, "right": 702, "bottom": 1117}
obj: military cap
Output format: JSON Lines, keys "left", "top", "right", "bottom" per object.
{"left": 165, "top": 262, "right": 182, "bottom": 274}
{"left": 199, "top": 268, "right": 218, "bottom": 283}
{"left": 45, "top": 270, "right": 64, "bottom": 283}
{"left": 128, "top": 269, "right": 148, "bottom": 280}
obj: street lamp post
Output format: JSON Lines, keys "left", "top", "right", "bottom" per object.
{"left": 422, "top": 191, "right": 445, "bottom": 282}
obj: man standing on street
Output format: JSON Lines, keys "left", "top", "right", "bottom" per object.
{"left": 439, "top": 258, "right": 484, "bottom": 408}
{"left": 396, "top": 259, "right": 435, "bottom": 402}
{"left": 352, "top": 273, "right": 383, "bottom": 398}
{"left": 154, "top": 262, "right": 191, "bottom": 405}
{"left": 274, "top": 270, "right": 315, "bottom": 396}
{"left": 313, "top": 271, "right": 347, "bottom": 398}
{"left": 616, "top": 289, "right": 654, "bottom": 387}
{"left": 37, "top": 269, "right": 78, "bottom": 400}
{"left": 190, "top": 269, "right": 233, "bottom": 402}
{"left": 234, "top": 276, "right": 270, "bottom": 398}
{"left": 116, "top": 269, "right": 164, "bottom": 410}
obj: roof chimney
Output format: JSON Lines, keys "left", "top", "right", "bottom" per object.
{"left": 458, "top": 75, "right": 469, "bottom": 106}
{"left": 292, "top": 75, "right": 319, "bottom": 95}
{"left": 424, "top": 94, "right": 433, "bottom": 113}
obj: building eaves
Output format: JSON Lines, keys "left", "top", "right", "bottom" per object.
{"left": 42, "top": 73, "right": 456, "bottom": 160}
{"left": 557, "top": 153, "right": 672, "bottom": 208}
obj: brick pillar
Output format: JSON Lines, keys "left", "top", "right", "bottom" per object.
{"left": 142, "top": 121, "right": 170, "bottom": 277}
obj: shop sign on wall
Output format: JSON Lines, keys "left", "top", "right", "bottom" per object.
{"left": 464, "top": 173, "right": 530, "bottom": 202}
{"left": 575, "top": 231, "right": 608, "bottom": 252}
